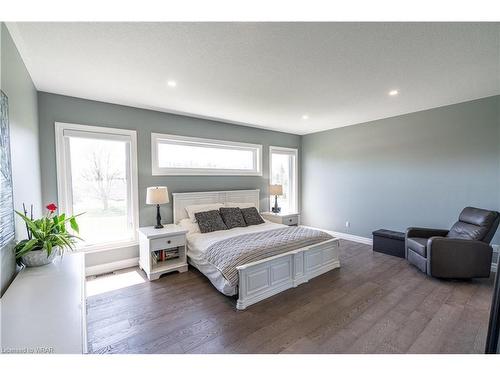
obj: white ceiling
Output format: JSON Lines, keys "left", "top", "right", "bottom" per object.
{"left": 8, "top": 22, "right": 500, "bottom": 135}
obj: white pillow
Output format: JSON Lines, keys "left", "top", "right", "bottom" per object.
{"left": 185, "top": 203, "right": 224, "bottom": 222}
{"left": 224, "top": 202, "right": 256, "bottom": 209}
{"left": 178, "top": 218, "right": 201, "bottom": 234}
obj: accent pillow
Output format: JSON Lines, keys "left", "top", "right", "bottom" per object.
{"left": 178, "top": 218, "right": 201, "bottom": 234}
{"left": 194, "top": 210, "right": 228, "bottom": 233}
{"left": 219, "top": 207, "right": 247, "bottom": 229}
{"left": 241, "top": 207, "right": 265, "bottom": 226}
{"left": 224, "top": 202, "right": 256, "bottom": 209}
{"left": 186, "top": 203, "right": 224, "bottom": 223}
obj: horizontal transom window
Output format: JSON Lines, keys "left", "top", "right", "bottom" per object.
{"left": 151, "top": 133, "right": 262, "bottom": 176}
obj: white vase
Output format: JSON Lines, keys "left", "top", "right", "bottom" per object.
{"left": 21, "top": 248, "right": 59, "bottom": 267}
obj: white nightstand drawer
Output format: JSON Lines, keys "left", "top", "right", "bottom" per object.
{"left": 284, "top": 216, "right": 298, "bottom": 226}
{"left": 261, "top": 212, "right": 300, "bottom": 226}
{"left": 150, "top": 235, "right": 185, "bottom": 251}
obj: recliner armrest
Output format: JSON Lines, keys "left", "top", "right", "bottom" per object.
{"left": 427, "top": 237, "right": 493, "bottom": 278}
{"left": 406, "top": 227, "right": 449, "bottom": 239}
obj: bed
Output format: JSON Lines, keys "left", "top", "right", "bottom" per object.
{"left": 172, "top": 189, "right": 340, "bottom": 309}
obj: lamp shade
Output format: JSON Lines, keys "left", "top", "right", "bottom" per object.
{"left": 146, "top": 186, "right": 169, "bottom": 205}
{"left": 269, "top": 184, "right": 283, "bottom": 196}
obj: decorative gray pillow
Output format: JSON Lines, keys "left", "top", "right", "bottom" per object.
{"left": 194, "top": 210, "right": 228, "bottom": 233}
{"left": 241, "top": 207, "right": 265, "bottom": 226}
{"left": 219, "top": 207, "right": 247, "bottom": 229}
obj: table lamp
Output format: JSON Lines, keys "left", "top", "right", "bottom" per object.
{"left": 146, "top": 186, "right": 169, "bottom": 229}
{"left": 269, "top": 184, "right": 283, "bottom": 213}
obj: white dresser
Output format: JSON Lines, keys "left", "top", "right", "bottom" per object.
{"left": 1, "top": 253, "right": 87, "bottom": 354}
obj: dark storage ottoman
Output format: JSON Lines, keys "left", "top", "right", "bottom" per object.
{"left": 372, "top": 229, "right": 405, "bottom": 258}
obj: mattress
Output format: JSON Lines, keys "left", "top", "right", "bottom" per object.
{"left": 184, "top": 221, "right": 286, "bottom": 295}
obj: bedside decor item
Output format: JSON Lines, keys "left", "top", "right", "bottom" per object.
{"left": 146, "top": 186, "right": 169, "bottom": 229}
{"left": 14, "top": 203, "right": 82, "bottom": 267}
{"left": 269, "top": 184, "right": 283, "bottom": 213}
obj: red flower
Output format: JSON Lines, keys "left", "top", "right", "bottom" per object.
{"left": 46, "top": 203, "right": 57, "bottom": 212}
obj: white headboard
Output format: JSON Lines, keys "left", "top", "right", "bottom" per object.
{"left": 172, "top": 189, "right": 260, "bottom": 224}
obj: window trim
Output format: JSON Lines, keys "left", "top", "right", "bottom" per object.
{"left": 151, "top": 132, "right": 263, "bottom": 176}
{"left": 269, "top": 146, "right": 299, "bottom": 214}
{"left": 55, "top": 122, "right": 140, "bottom": 252}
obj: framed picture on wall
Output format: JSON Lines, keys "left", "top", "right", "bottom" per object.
{"left": 0, "top": 90, "right": 15, "bottom": 249}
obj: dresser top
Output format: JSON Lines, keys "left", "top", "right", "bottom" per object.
{"left": 138, "top": 224, "right": 188, "bottom": 239}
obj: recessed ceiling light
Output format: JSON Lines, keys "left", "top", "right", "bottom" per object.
{"left": 302, "top": 114, "right": 309, "bottom": 120}
{"left": 388, "top": 89, "right": 399, "bottom": 96}
{"left": 167, "top": 80, "right": 177, "bottom": 88}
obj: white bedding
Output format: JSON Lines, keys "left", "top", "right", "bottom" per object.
{"left": 180, "top": 220, "right": 287, "bottom": 295}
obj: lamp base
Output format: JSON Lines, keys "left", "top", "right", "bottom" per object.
{"left": 154, "top": 204, "right": 163, "bottom": 229}
{"left": 272, "top": 195, "right": 281, "bottom": 213}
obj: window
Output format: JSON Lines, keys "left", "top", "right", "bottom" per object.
{"left": 151, "top": 133, "right": 262, "bottom": 176}
{"left": 270, "top": 146, "right": 298, "bottom": 214}
{"left": 55, "top": 123, "right": 139, "bottom": 251}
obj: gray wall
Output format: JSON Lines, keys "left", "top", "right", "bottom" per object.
{"left": 37, "top": 92, "right": 301, "bottom": 266}
{"left": 0, "top": 23, "right": 42, "bottom": 296}
{"left": 301, "top": 95, "right": 500, "bottom": 244}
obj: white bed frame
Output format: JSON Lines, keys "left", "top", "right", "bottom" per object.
{"left": 172, "top": 189, "right": 340, "bottom": 310}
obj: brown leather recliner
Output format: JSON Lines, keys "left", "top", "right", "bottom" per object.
{"left": 406, "top": 207, "right": 500, "bottom": 278}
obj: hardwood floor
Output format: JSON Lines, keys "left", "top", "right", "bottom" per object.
{"left": 86, "top": 240, "right": 494, "bottom": 354}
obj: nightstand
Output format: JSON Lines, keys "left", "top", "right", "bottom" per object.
{"left": 261, "top": 212, "right": 300, "bottom": 226}
{"left": 138, "top": 224, "right": 189, "bottom": 281}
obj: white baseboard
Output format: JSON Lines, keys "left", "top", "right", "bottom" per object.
{"left": 302, "top": 226, "right": 373, "bottom": 246}
{"left": 329, "top": 231, "right": 373, "bottom": 245}
{"left": 85, "top": 257, "right": 139, "bottom": 277}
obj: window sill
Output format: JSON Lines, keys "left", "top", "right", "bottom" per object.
{"left": 152, "top": 169, "right": 263, "bottom": 176}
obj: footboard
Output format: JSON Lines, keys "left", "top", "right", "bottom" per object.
{"left": 236, "top": 238, "right": 340, "bottom": 310}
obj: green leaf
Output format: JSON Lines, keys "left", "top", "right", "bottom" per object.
{"left": 14, "top": 239, "right": 30, "bottom": 252}
{"left": 15, "top": 210, "right": 33, "bottom": 223}
{"left": 45, "top": 241, "right": 53, "bottom": 256}
{"left": 15, "top": 238, "right": 38, "bottom": 259}
{"left": 70, "top": 217, "right": 79, "bottom": 233}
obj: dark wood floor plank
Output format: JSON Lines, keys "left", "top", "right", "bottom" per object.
{"left": 86, "top": 239, "right": 494, "bottom": 354}
{"left": 316, "top": 271, "right": 423, "bottom": 353}
{"left": 408, "top": 303, "right": 465, "bottom": 353}
{"left": 346, "top": 309, "right": 407, "bottom": 353}
{"left": 375, "top": 310, "right": 429, "bottom": 354}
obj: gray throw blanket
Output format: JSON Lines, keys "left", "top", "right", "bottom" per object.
{"left": 204, "top": 226, "right": 333, "bottom": 287}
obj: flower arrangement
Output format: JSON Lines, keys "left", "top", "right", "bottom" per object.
{"left": 14, "top": 203, "right": 83, "bottom": 263}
